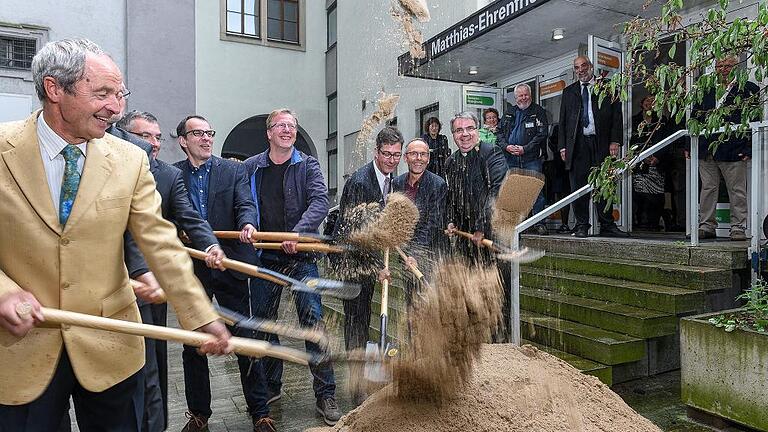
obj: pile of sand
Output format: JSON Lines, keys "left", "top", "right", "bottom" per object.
{"left": 308, "top": 344, "right": 662, "bottom": 432}
{"left": 350, "top": 193, "right": 419, "bottom": 249}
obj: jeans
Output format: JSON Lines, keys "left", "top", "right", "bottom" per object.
{"left": 251, "top": 254, "right": 336, "bottom": 399}
{"left": 504, "top": 155, "right": 546, "bottom": 219}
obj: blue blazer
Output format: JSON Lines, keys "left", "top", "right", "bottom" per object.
{"left": 174, "top": 156, "right": 259, "bottom": 278}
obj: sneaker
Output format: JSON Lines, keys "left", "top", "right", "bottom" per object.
{"left": 252, "top": 416, "right": 276, "bottom": 432}
{"left": 266, "top": 389, "right": 282, "bottom": 405}
{"left": 181, "top": 411, "right": 209, "bottom": 432}
{"left": 316, "top": 397, "right": 342, "bottom": 426}
{"left": 698, "top": 229, "right": 716, "bottom": 239}
{"left": 730, "top": 230, "right": 747, "bottom": 241}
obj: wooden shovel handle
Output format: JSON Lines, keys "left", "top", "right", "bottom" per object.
{"left": 381, "top": 248, "right": 390, "bottom": 314}
{"left": 219, "top": 315, "right": 327, "bottom": 345}
{"left": 394, "top": 246, "right": 424, "bottom": 280}
{"left": 185, "top": 247, "right": 288, "bottom": 286}
{"left": 450, "top": 229, "right": 497, "bottom": 250}
{"left": 214, "top": 231, "right": 322, "bottom": 243}
{"left": 251, "top": 243, "right": 345, "bottom": 254}
{"left": 17, "top": 306, "right": 309, "bottom": 365}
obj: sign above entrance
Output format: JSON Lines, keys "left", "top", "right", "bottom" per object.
{"left": 398, "top": 0, "right": 552, "bottom": 77}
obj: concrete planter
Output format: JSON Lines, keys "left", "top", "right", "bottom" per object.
{"left": 680, "top": 309, "right": 768, "bottom": 430}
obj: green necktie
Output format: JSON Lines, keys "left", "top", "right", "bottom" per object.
{"left": 59, "top": 144, "right": 82, "bottom": 225}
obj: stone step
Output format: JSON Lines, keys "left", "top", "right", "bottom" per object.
{"left": 525, "top": 252, "right": 731, "bottom": 291}
{"left": 521, "top": 235, "right": 748, "bottom": 270}
{"left": 521, "top": 267, "right": 705, "bottom": 314}
{"left": 520, "top": 310, "right": 646, "bottom": 365}
{"left": 522, "top": 339, "right": 613, "bottom": 386}
{"left": 520, "top": 287, "right": 677, "bottom": 339}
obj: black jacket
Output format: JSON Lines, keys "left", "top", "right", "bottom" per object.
{"left": 332, "top": 161, "right": 385, "bottom": 239}
{"left": 558, "top": 79, "right": 623, "bottom": 170}
{"left": 692, "top": 80, "right": 761, "bottom": 161}
{"left": 497, "top": 102, "right": 549, "bottom": 164}
{"left": 392, "top": 170, "right": 447, "bottom": 247}
{"left": 174, "top": 156, "right": 259, "bottom": 279}
{"left": 444, "top": 142, "right": 507, "bottom": 235}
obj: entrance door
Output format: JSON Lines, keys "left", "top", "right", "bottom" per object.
{"left": 588, "top": 35, "right": 630, "bottom": 229}
{"left": 461, "top": 85, "right": 503, "bottom": 127}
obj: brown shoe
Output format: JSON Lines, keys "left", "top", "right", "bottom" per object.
{"left": 253, "top": 416, "right": 277, "bottom": 432}
{"left": 730, "top": 230, "right": 747, "bottom": 241}
{"left": 181, "top": 411, "right": 209, "bottom": 432}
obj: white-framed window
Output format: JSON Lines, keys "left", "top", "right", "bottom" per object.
{"left": 221, "top": 0, "right": 304, "bottom": 50}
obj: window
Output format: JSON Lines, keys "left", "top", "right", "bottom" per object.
{"left": 327, "top": 5, "right": 337, "bottom": 48}
{"left": 267, "top": 0, "right": 299, "bottom": 44}
{"left": 328, "top": 93, "right": 337, "bottom": 136}
{"left": 0, "top": 36, "right": 36, "bottom": 70}
{"left": 417, "top": 103, "right": 439, "bottom": 136}
{"left": 327, "top": 135, "right": 338, "bottom": 194}
{"left": 226, "top": 0, "right": 260, "bottom": 37}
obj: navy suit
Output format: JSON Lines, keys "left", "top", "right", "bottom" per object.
{"left": 173, "top": 156, "right": 265, "bottom": 419}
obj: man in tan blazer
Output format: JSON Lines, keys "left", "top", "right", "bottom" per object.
{"left": 0, "top": 39, "right": 232, "bottom": 431}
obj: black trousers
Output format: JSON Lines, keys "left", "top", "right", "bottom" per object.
{"left": 135, "top": 303, "right": 165, "bottom": 432}
{"left": 568, "top": 133, "right": 615, "bottom": 228}
{"left": 150, "top": 303, "right": 168, "bottom": 430}
{"left": 0, "top": 350, "right": 143, "bottom": 432}
{"left": 342, "top": 275, "right": 376, "bottom": 352}
{"left": 182, "top": 265, "right": 268, "bottom": 419}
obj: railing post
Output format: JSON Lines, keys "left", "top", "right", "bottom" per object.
{"left": 750, "top": 126, "right": 762, "bottom": 281}
{"left": 690, "top": 135, "right": 699, "bottom": 246}
{"left": 510, "top": 228, "right": 521, "bottom": 346}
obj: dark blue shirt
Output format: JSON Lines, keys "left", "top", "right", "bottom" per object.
{"left": 507, "top": 108, "right": 526, "bottom": 146}
{"left": 186, "top": 158, "right": 213, "bottom": 220}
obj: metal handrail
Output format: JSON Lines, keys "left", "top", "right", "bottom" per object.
{"left": 508, "top": 121, "right": 768, "bottom": 345}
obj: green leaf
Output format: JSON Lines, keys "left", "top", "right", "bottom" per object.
{"left": 668, "top": 43, "right": 677, "bottom": 59}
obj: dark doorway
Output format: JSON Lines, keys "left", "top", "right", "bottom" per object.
{"left": 221, "top": 114, "right": 318, "bottom": 160}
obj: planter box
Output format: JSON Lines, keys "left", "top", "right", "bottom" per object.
{"left": 681, "top": 309, "right": 768, "bottom": 431}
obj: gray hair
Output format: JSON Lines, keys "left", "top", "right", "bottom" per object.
{"left": 31, "top": 38, "right": 105, "bottom": 102}
{"left": 116, "top": 110, "right": 159, "bottom": 131}
{"left": 450, "top": 111, "right": 479, "bottom": 132}
{"left": 513, "top": 83, "right": 531, "bottom": 95}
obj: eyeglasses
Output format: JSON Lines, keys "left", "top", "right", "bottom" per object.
{"left": 405, "top": 151, "right": 429, "bottom": 159}
{"left": 185, "top": 129, "right": 216, "bottom": 138}
{"left": 452, "top": 126, "right": 477, "bottom": 134}
{"left": 269, "top": 122, "right": 297, "bottom": 130}
{"left": 119, "top": 90, "right": 131, "bottom": 100}
{"left": 129, "top": 131, "right": 165, "bottom": 142}
{"left": 378, "top": 150, "right": 402, "bottom": 160}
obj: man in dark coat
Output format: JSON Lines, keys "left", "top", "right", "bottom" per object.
{"left": 689, "top": 55, "right": 761, "bottom": 241}
{"left": 331, "top": 126, "right": 402, "bottom": 406}
{"left": 118, "top": 110, "right": 224, "bottom": 432}
{"left": 172, "top": 115, "right": 265, "bottom": 431}
{"left": 558, "top": 55, "right": 627, "bottom": 238}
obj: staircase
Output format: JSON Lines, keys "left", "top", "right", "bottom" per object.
{"left": 519, "top": 234, "right": 747, "bottom": 386}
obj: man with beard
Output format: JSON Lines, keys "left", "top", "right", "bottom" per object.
{"left": 558, "top": 55, "right": 627, "bottom": 238}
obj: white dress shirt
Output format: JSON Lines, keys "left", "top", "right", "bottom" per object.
{"left": 37, "top": 112, "right": 87, "bottom": 214}
{"left": 372, "top": 160, "right": 392, "bottom": 198}
{"left": 582, "top": 78, "right": 597, "bottom": 136}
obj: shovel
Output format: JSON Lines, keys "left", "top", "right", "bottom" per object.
{"left": 214, "top": 230, "right": 328, "bottom": 243}
{"left": 215, "top": 305, "right": 329, "bottom": 348}
{"left": 364, "top": 248, "right": 397, "bottom": 383}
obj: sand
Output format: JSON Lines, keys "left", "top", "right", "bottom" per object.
{"left": 307, "top": 344, "right": 662, "bottom": 432}
{"left": 355, "top": 93, "right": 400, "bottom": 150}
{"left": 492, "top": 169, "right": 545, "bottom": 237}
{"left": 350, "top": 192, "right": 419, "bottom": 249}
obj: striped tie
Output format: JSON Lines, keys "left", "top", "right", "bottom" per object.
{"left": 59, "top": 144, "right": 82, "bottom": 225}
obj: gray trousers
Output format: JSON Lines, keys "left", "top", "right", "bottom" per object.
{"left": 699, "top": 158, "right": 748, "bottom": 232}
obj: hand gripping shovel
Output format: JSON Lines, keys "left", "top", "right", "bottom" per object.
{"left": 364, "top": 248, "right": 397, "bottom": 383}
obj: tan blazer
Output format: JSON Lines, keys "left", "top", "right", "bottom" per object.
{"left": 0, "top": 112, "right": 219, "bottom": 405}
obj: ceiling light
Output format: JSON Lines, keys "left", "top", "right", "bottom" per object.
{"left": 468, "top": 66, "right": 478, "bottom": 75}
{"left": 552, "top": 28, "right": 565, "bottom": 41}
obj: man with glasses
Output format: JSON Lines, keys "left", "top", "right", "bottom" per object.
{"left": 116, "top": 110, "right": 225, "bottom": 432}
{"left": 244, "top": 108, "right": 340, "bottom": 429}
{"left": 172, "top": 115, "right": 262, "bottom": 431}
{"left": 393, "top": 138, "right": 447, "bottom": 301}
{"left": 331, "top": 126, "right": 403, "bottom": 406}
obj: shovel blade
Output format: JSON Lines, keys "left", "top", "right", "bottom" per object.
{"left": 363, "top": 341, "right": 391, "bottom": 383}
{"left": 298, "top": 277, "right": 361, "bottom": 299}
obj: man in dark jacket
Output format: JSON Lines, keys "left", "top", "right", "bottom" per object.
{"left": 117, "top": 110, "right": 225, "bottom": 432}
{"left": 444, "top": 111, "right": 507, "bottom": 261}
{"left": 558, "top": 55, "right": 627, "bottom": 238}
{"left": 172, "top": 115, "right": 265, "bottom": 431}
{"left": 689, "top": 55, "right": 761, "bottom": 241}
{"left": 498, "top": 83, "right": 549, "bottom": 234}
{"left": 332, "top": 126, "right": 402, "bottom": 406}
{"left": 245, "top": 109, "right": 340, "bottom": 427}
{"left": 393, "top": 137, "right": 447, "bottom": 301}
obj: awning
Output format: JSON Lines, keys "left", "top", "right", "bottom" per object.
{"left": 397, "top": 0, "right": 665, "bottom": 84}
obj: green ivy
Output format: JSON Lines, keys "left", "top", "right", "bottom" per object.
{"left": 709, "top": 279, "right": 768, "bottom": 333}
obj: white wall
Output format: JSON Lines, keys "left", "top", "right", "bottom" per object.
{"left": 335, "top": 1, "right": 478, "bottom": 187}
{"left": 194, "top": 0, "right": 328, "bottom": 170}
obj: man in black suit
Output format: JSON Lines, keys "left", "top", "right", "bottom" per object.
{"left": 332, "top": 126, "right": 402, "bottom": 405}
{"left": 558, "top": 55, "right": 627, "bottom": 238}
{"left": 393, "top": 137, "right": 447, "bottom": 301}
{"left": 172, "top": 115, "right": 265, "bottom": 431}
{"left": 117, "top": 110, "right": 225, "bottom": 432}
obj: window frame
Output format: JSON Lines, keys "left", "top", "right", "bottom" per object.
{"left": 224, "top": 0, "right": 260, "bottom": 39}
{"left": 0, "top": 23, "right": 48, "bottom": 81}
{"left": 326, "top": 3, "right": 337, "bottom": 50}
{"left": 220, "top": 0, "right": 305, "bottom": 51}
